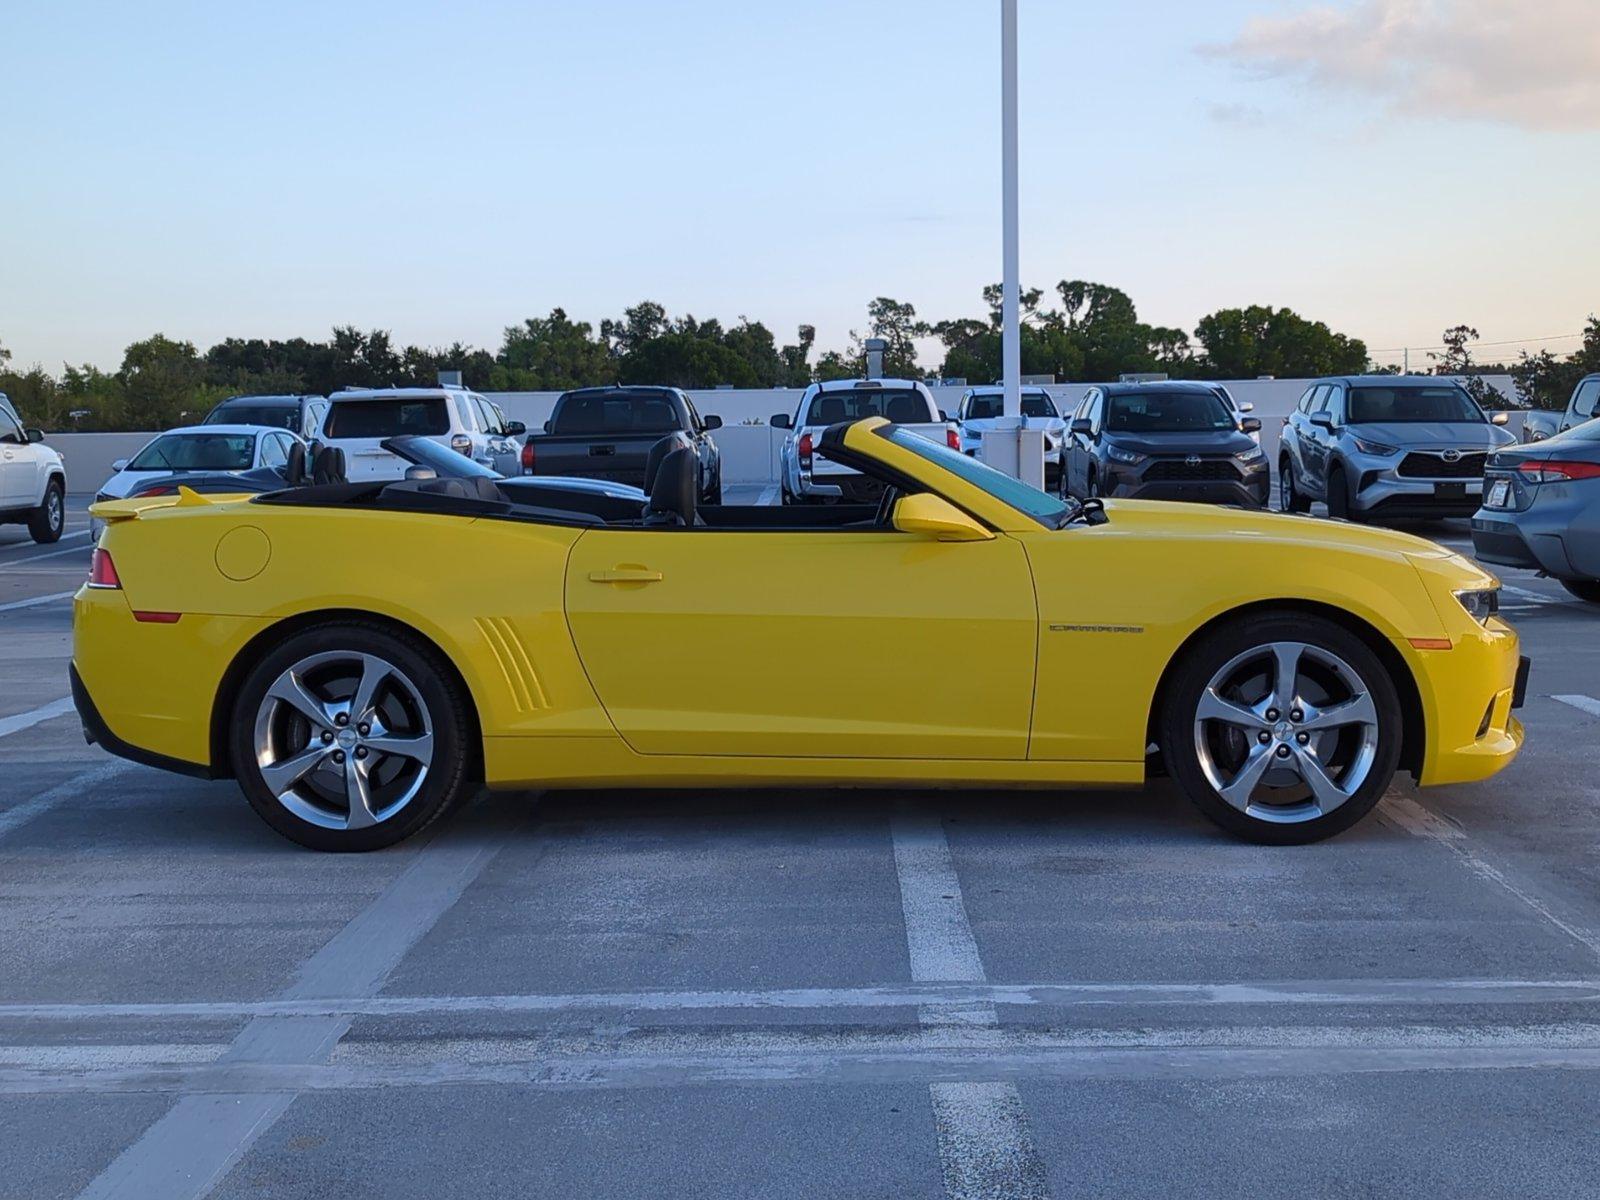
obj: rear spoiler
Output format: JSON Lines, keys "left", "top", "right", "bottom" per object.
{"left": 88, "top": 487, "right": 217, "bottom": 525}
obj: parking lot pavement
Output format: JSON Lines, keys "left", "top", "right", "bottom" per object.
{"left": 3, "top": 513, "right": 1600, "bottom": 1198}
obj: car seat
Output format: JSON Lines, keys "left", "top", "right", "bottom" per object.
{"left": 311, "top": 445, "right": 347, "bottom": 486}
{"left": 644, "top": 433, "right": 694, "bottom": 493}
{"left": 284, "top": 441, "right": 308, "bottom": 486}
{"left": 643, "top": 447, "right": 699, "bottom": 527}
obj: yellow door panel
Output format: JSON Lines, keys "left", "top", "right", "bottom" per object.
{"left": 564, "top": 529, "right": 1038, "bottom": 759}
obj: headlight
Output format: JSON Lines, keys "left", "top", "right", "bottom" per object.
{"left": 1107, "top": 445, "right": 1145, "bottom": 465}
{"left": 1235, "top": 444, "right": 1264, "bottom": 463}
{"left": 1454, "top": 587, "right": 1500, "bottom": 625}
{"left": 1353, "top": 437, "right": 1399, "bottom": 456}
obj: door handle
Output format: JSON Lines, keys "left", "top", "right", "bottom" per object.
{"left": 588, "top": 569, "right": 663, "bottom": 584}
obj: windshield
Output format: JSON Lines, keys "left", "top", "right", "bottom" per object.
{"left": 552, "top": 393, "right": 683, "bottom": 435}
{"left": 806, "top": 388, "right": 932, "bottom": 426}
{"left": 205, "top": 404, "right": 297, "bottom": 430}
{"left": 128, "top": 433, "right": 255, "bottom": 472}
{"left": 383, "top": 435, "right": 502, "bottom": 479}
{"left": 324, "top": 398, "right": 450, "bottom": 438}
{"left": 880, "top": 426, "right": 1072, "bottom": 528}
{"left": 965, "top": 393, "right": 1059, "bottom": 420}
{"left": 1348, "top": 386, "right": 1483, "bottom": 424}
{"left": 1106, "top": 392, "right": 1235, "bottom": 433}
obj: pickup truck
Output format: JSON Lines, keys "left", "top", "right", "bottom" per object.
{"left": 773, "top": 379, "right": 959, "bottom": 504}
{"left": 521, "top": 386, "right": 723, "bottom": 503}
{"left": 1523, "top": 374, "right": 1600, "bottom": 442}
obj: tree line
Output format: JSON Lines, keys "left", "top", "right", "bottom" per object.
{"left": 9, "top": 282, "right": 1578, "bottom": 431}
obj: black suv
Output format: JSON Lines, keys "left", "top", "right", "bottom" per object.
{"left": 1064, "top": 381, "right": 1268, "bottom": 506}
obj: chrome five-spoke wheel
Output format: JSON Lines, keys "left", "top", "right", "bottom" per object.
{"left": 254, "top": 651, "right": 435, "bottom": 831}
{"left": 1193, "top": 641, "right": 1379, "bottom": 824}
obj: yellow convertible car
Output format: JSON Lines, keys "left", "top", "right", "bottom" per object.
{"left": 73, "top": 418, "right": 1527, "bottom": 851}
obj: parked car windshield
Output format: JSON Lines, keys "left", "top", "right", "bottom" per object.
{"left": 805, "top": 389, "right": 931, "bottom": 426}
{"left": 324, "top": 398, "right": 450, "bottom": 438}
{"left": 965, "top": 393, "right": 1060, "bottom": 420}
{"left": 552, "top": 394, "right": 682, "bottom": 435}
{"left": 205, "top": 403, "right": 298, "bottom": 430}
{"left": 1105, "top": 392, "right": 1235, "bottom": 433}
{"left": 881, "top": 426, "right": 1072, "bottom": 528}
{"left": 1348, "top": 386, "right": 1483, "bottom": 424}
{"left": 128, "top": 433, "right": 255, "bottom": 472}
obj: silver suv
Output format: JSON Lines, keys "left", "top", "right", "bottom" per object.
{"left": 1278, "top": 376, "right": 1516, "bottom": 521}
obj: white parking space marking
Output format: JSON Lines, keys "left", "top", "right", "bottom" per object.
{"left": 17, "top": 543, "right": 92, "bottom": 564}
{"left": 1383, "top": 790, "right": 1600, "bottom": 961}
{"left": 0, "top": 530, "right": 91, "bottom": 557}
{"left": 0, "top": 696, "right": 76, "bottom": 739}
{"left": 891, "top": 815, "right": 1048, "bottom": 1200}
{"left": 0, "top": 763, "right": 133, "bottom": 841}
{"left": 9, "top": 976, "right": 1600, "bottom": 1023}
{"left": 0, "top": 590, "right": 76, "bottom": 613}
{"left": 1554, "top": 695, "right": 1600, "bottom": 719}
{"left": 75, "top": 817, "right": 511, "bottom": 1200}
{"left": 756, "top": 483, "right": 780, "bottom": 506}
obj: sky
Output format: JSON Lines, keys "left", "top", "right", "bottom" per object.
{"left": 4, "top": 0, "right": 1599, "bottom": 373}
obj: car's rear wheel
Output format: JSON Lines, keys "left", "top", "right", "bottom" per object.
{"left": 229, "top": 623, "right": 474, "bottom": 851}
{"left": 1159, "top": 614, "right": 1401, "bottom": 844}
{"left": 1561, "top": 578, "right": 1600, "bottom": 604}
{"left": 28, "top": 479, "right": 65, "bottom": 544}
{"left": 1278, "top": 459, "right": 1310, "bottom": 514}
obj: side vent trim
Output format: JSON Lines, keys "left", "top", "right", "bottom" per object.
{"left": 475, "top": 617, "right": 550, "bottom": 713}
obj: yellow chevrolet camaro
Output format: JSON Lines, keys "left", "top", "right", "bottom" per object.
{"left": 73, "top": 418, "right": 1526, "bottom": 851}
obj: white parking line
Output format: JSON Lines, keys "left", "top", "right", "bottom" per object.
{"left": 0, "top": 529, "right": 90, "bottom": 557}
{"left": 756, "top": 483, "right": 780, "bottom": 506}
{"left": 891, "top": 815, "right": 1048, "bottom": 1200}
{"left": 0, "top": 590, "right": 76, "bottom": 614}
{"left": 0, "top": 696, "right": 76, "bottom": 739}
{"left": 18, "top": 543, "right": 91, "bottom": 564}
{"left": 76, "top": 815, "right": 509, "bottom": 1200}
{"left": 0, "top": 762, "right": 133, "bottom": 841}
{"left": 1554, "top": 695, "right": 1600, "bottom": 719}
{"left": 1383, "top": 790, "right": 1600, "bottom": 961}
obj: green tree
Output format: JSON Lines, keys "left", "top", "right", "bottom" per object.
{"left": 118, "top": 335, "right": 224, "bottom": 428}
{"left": 495, "top": 309, "right": 616, "bottom": 390}
{"left": 1194, "top": 305, "right": 1367, "bottom": 379}
{"left": 1429, "top": 325, "right": 1502, "bottom": 409}
{"left": 864, "top": 297, "right": 925, "bottom": 377}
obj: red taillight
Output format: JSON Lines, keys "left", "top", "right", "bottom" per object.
{"left": 88, "top": 548, "right": 121, "bottom": 589}
{"left": 520, "top": 440, "right": 535, "bottom": 473}
{"left": 946, "top": 427, "right": 962, "bottom": 452}
{"left": 1518, "top": 459, "right": 1600, "bottom": 483}
{"left": 133, "top": 610, "right": 182, "bottom": 624}
{"left": 798, "top": 432, "right": 814, "bottom": 469}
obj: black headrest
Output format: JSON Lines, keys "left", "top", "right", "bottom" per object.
{"left": 817, "top": 396, "right": 847, "bottom": 423}
{"left": 886, "top": 394, "right": 921, "bottom": 423}
{"left": 285, "top": 441, "right": 307, "bottom": 486}
{"left": 644, "top": 447, "right": 697, "bottom": 527}
{"left": 644, "top": 433, "right": 692, "bottom": 493}
{"left": 312, "top": 445, "right": 347, "bottom": 486}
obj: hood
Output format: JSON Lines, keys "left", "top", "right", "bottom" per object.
{"left": 1097, "top": 499, "right": 1460, "bottom": 561}
{"left": 1345, "top": 421, "right": 1513, "bottom": 451}
{"left": 1103, "top": 429, "right": 1257, "bottom": 457}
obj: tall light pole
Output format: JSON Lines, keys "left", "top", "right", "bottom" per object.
{"left": 1000, "top": 0, "right": 1021, "bottom": 421}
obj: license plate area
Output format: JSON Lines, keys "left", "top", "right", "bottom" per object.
{"left": 1435, "top": 481, "right": 1468, "bottom": 500}
{"left": 1485, "top": 479, "right": 1512, "bottom": 509}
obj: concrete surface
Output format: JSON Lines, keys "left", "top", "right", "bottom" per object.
{"left": 2, "top": 494, "right": 1599, "bottom": 1199}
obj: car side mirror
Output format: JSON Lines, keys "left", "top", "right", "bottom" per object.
{"left": 938, "top": 410, "right": 951, "bottom": 422}
{"left": 770, "top": 413, "right": 792, "bottom": 430}
{"left": 111, "top": 458, "right": 130, "bottom": 471}
{"left": 891, "top": 493, "right": 994, "bottom": 542}
{"left": 1070, "top": 417, "right": 1093, "bottom": 435}
{"left": 1309, "top": 412, "right": 1335, "bottom": 430}
{"left": 403, "top": 466, "right": 438, "bottom": 481}
{"left": 25, "top": 428, "right": 45, "bottom": 443}
{"left": 703, "top": 415, "right": 723, "bottom": 431}
{"left": 1238, "top": 402, "right": 1255, "bottom": 413}
{"left": 542, "top": 420, "right": 552, "bottom": 433}
{"left": 1491, "top": 411, "right": 1509, "bottom": 426}
{"left": 504, "top": 420, "right": 527, "bottom": 437}
{"left": 1241, "top": 417, "right": 1262, "bottom": 434}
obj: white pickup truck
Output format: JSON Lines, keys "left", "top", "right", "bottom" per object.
{"left": 772, "top": 379, "right": 959, "bottom": 504}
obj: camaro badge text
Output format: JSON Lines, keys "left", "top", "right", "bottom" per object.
{"left": 1049, "top": 624, "right": 1145, "bottom": 635}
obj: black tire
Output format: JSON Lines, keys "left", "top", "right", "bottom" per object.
{"left": 1278, "top": 459, "right": 1311, "bottom": 514}
{"left": 1560, "top": 578, "right": 1600, "bottom": 604}
{"left": 228, "top": 621, "right": 475, "bottom": 852}
{"left": 705, "top": 476, "right": 722, "bottom": 506}
{"left": 1158, "top": 613, "right": 1403, "bottom": 845}
{"left": 1086, "top": 470, "right": 1101, "bottom": 499}
{"left": 28, "top": 478, "right": 65, "bottom": 544}
{"left": 1325, "top": 464, "right": 1354, "bottom": 521}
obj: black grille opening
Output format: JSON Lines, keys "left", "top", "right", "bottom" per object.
{"left": 1397, "top": 452, "right": 1486, "bottom": 479}
{"left": 1143, "top": 459, "right": 1241, "bottom": 482}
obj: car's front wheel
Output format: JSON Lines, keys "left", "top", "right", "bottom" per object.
{"left": 229, "top": 622, "right": 475, "bottom": 851}
{"left": 1159, "top": 613, "right": 1401, "bottom": 844}
{"left": 1561, "top": 578, "right": 1600, "bottom": 604}
{"left": 28, "top": 479, "right": 65, "bottom": 544}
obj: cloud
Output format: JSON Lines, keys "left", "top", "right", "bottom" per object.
{"left": 1207, "top": 0, "right": 1600, "bottom": 131}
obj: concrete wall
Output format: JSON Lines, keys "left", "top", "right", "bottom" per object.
{"left": 52, "top": 375, "right": 1527, "bottom": 494}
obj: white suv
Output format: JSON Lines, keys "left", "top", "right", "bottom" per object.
{"left": 0, "top": 394, "right": 67, "bottom": 543}
{"left": 319, "top": 387, "right": 526, "bottom": 481}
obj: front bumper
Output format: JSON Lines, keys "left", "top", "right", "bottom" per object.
{"left": 1348, "top": 458, "right": 1485, "bottom": 518}
{"left": 1410, "top": 617, "right": 1526, "bottom": 787}
{"left": 1106, "top": 461, "right": 1270, "bottom": 508}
